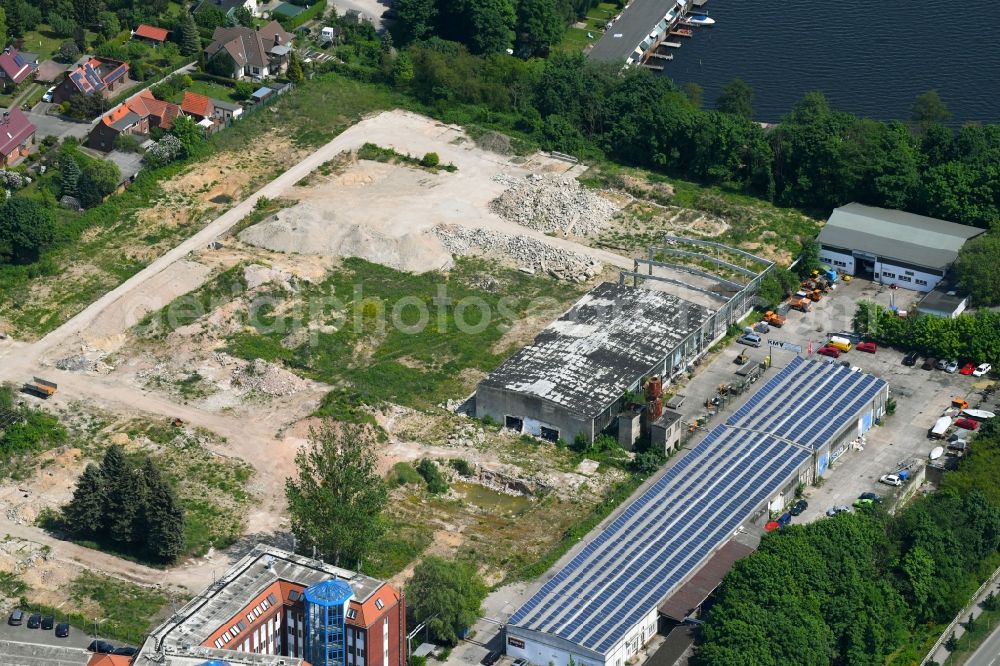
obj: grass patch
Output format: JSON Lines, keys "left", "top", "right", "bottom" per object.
{"left": 554, "top": 3, "right": 618, "bottom": 53}
{"left": 224, "top": 257, "right": 585, "bottom": 419}
{"left": 367, "top": 519, "right": 433, "bottom": 579}
{"left": 136, "top": 265, "right": 248, "bottom": 338}
{"left": 22, "top": 571, "right": 170, "bottom": 645}
{"left": 357, "top": 143, "right": 457, "bottom": 172}
{"left": 185, "top": 79, "right": 240, "bottom": 103}
{"left": 228, "top": 196, "right": 297, "bottom": 237}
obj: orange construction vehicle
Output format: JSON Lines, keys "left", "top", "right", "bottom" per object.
{"left": 763, "top": 311, "right": 786, "bottom": 327}
{"left": 788, "top": 297, "right": 811, "bottom": 312}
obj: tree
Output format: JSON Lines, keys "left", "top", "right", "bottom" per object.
{"left": 683, "top": 82, "right": 703, "bottom": 108}
{"left": 177, "top": 10, "right": 201, "bottom": 56}
{"left": 195, "top": 4, "right": 228, "bottom": 30}
{"left": 0, "top": 8, "right": 6, "bottom": 48}
{"left": 48, "top": 11, "right": 76, "bottom": 37}
{"left": 169, "top": 114, "right": 204, "bottom": 158}
{"left": 467, "top": 0, "right": 517, "bottom": 54}
{"left": 61, "top": 154, "right": 81, "bottom": 197}
{"left": 78, "top": 160, "right": 121, "bottom": 208}
{"left": 72, "top": 0, "right": 101, "bottom": 24}
{"left": 516, "top": 0, "right": 565, "bottom": 54}
{"left": 394, "top": 0, "right": 437, "bottom": 44}
{"left": 97, "top": 11, "right": 120, "bottom": 39}
{"left": 287, "top": 49, "right": 304, "bottom": 83}
{"left": 715, "top": 78, "right": 754, "bottom": 118}
{"left": 206, "top": 48, "right": 237, "bottom": 77}
{"left": 58, "top": 39, "right": 81, "bottom": 63}
{"left": 140, "top": 458, "right": 186, "bottom": 561}
{"left": 0, "top": 198, "right": 56, "bottom": 264}
{"left": 232, "top": 4, "right": 253, "bottom": 26}
{"left": 796, "top": 238, "right": 821, "bottom": 278}
{"left": 955, "top": 233, "right": 1000, "bottom": 306}
{"left": 63, "top": 464, "right": 105, "bottom": 537}
{"left": 99, "top": 444, "right": 144, "bottom": 545}
{"left": 405, "top": 556, "right": 487, "bottom": 644}
{"left": 910, "top": 90, "right": 951, "bottom": 132}
{"left": 285, "top": 423, "right": 388, "bottom": 566}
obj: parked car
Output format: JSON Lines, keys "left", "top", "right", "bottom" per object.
{"left": 41, "top": 616, "right": 54, "bottom": 630}
{"left": 935, "top": 358, "right": 949, "bottom": 370}
{"left": 922, "top": 356, "right": 938, "bottom": 370}
{"left": 737, "top": 333, "right": 762, "bottom": 348}
{"left": 817, "top": 345, "right": 841, "bottom": 358}
{"left": 88, "top": 640, "right": 116, "bottom": 654}
{"left": 856, "top": 341, "right": 877, "bottom": 353}
{"left": 55, "top": 623, "right": 70, "bottom": 638}
{"left": 902, "top": 351, "right": 920, "bottom": 366}
{"left": 112, "top": 647, "right": 138, "bottom": 656}
{"left": 777, "top": 512, "right": 792, "bottom": 527}
{"left": 973, "top": 363, "right": 993, "bottom": 377}
{"left": 945, "top": 359, "right": 960, "bottom": 373}
{"left": 42, "top": 86, "right": 56, "bottom": 102}
{"left": 826, "top": 505, "right": 851, "bottom": 516}
{"left": 26, "top": 613, "right": 41, "bottom": 629}
{"left": 955, "top": 418, "right": 980, "bottom": 431}
{"left": 960, "top": 362, "right": 977, "bottom": 375}
{"left": 859, "top": 491, "right": 882, "bottom": 502}
{"left": 790, "top": 499, "right": 808, "bottom": 516}
{"left": 854, "top": 497, "right": 876, "bottom": 508}
{"left": 764, "top": 520, "right": 781, "bottom": 532}
{"left": 879, "top": 474, "right": 903, "bottom": 487}
{"left": 8, "top": 609, "right": 23, "bottom": 626}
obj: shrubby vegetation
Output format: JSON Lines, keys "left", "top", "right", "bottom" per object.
{"left": 696, "top": 423, "right": 1000, "bottom": 665}
{"left": 0, "top": 385, "right": 67, "bottom": 473}
{"left": 854, "top": 301, "right": 1000, "bottom": 366}
{"left": 955, "top": 233, "right": 1000, "bottom": 306}
{"left": 405, "top": 555, "right": 488, "bottom": 644}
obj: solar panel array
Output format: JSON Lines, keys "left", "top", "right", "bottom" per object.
{"left": 508, "top": 357, "right": 887, "bottom": 656}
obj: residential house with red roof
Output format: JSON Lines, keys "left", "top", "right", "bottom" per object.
{"left": 88, "top": 88, "right": 181, "bottom": 152}
{"left": 132, "top": 24, "right": 170, "bottom": 45}
{"left": 0, "top": 109, "right": 36, "bottom": 166}
{"left": 205, "top": 21, "right": 293, "bottom": 80}
{"left": 52, "top": 57, "right": 130, "bottom": 104}
{"left": 0, "top": 47, "right": 37, "bottom": 90}
{"left": 181, "top": 90, "right": 214, "bottom": 120}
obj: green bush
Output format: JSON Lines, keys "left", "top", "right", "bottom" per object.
{"left": 420, "top": 152, "right": 440, "bottom": 168}
{"left": 449, "top": 458, "right": 474, "bottom": 476}
{"left": 389, "top": 461, "right": 423, "bottom": 486}
{"left": 416, "top": 459, "right": 448, "bottom": 494}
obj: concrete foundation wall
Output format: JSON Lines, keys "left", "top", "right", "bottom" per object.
{"left": 476, "top": 384, "right": 591, "bottom": 444}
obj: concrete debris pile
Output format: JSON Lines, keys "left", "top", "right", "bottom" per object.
{"left": 54, "top": 353, "right": 113, "bottom": 374}
{"left": 477, "top": 465, "right": 553, "bottom": 497}
{"left": 489, "top": 174, "right": 619, "bottom": 236}
{"left": 447, "top": 422, "right": 487, "bottom": 448}
{"left": 230, "top": 358, "right": 309, "bottom": 397}
{"left": 433, "top": 224, "right": 602, "bottom": 282}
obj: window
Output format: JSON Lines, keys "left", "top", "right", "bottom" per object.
{"left": 223, "top": 631, "right": 231, "bottom": 643}
{"left": 267, "top": 593, "right": 278, "bottom": 605}
{"left": 231, "top": 624, "right": 240, "bottom": 635}
{"left": 916, "top": 279, "right": 928, "bottom": 286}
{"left": 261, "top": 599, "right": 270, "bottom": 610}
{"left": 247, "top": 613, "right": 255, "bottom": 624}
{"left": 288, "top": 590, "right": 301, "bottom": 602}
{"left": 904, "top": 270, "right": 914, "bottom": 276}
{"left": 899, "top": 275, "right": 912, "bottom": 282}
{"left": 504, "top": 415, "right": 523, "bottom": 432}
{"left": 215, "top": 639, "right": 224, "bottom": 649}
{"left": 254, "top": 607, "right": 261, "bottom": 618}
{"left": 882, "top": 271, "right": 896, "bottom": 279}
{"left": 374, "top": 598, "right": 384, "bottom": 610}
{"left": 347, "top": 609, "right": 357, "bottom": 620}
{"left": 539, "top": 426, "right": 559, "bottom": 443}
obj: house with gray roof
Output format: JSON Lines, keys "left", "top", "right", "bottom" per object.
{"left": 817, "top": 202, "right": 986, "bottom": 292}
{"left": 206, "top": 21, "right": 293, "bottom": 80}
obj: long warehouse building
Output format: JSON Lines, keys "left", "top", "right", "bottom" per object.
{"left": 504, "top": 357, "right": 888, "bottom": 666}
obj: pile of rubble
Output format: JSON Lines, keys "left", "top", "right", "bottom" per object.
{"left": 54, "top": 353, "right": 113, "bottom": 374}
{"left": 433, "top": 224, "right": 602, "bottom": 282}
{"left": 447, "top": 422, "right": 488, "bottom": 448}
{"left": 490, "top": 174, "right": 620, "bottom": 236}
{"left": 231, "top": 358, "right": 309, "bottom": 397}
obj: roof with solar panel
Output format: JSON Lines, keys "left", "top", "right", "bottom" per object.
{"left": 507, "top": 356, "right": 887, "bottom": 655}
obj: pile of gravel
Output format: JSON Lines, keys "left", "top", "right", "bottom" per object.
{"left": 231, "top": 358, "right": 309, "bottom": 397}
{"left": 433, "top": 224, "right": 602, "bottom": 282}
{"left": 490, "top": 174, "right": 619, "bottom": 236}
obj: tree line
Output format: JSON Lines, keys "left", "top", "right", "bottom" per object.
{"left": 854, "top": 301, "right": 1000, "bottom": 366}
{"left": 62, "top": 444, "right": 186, "bottom": 563}
{"left": 336, "top": 23, "right": 1000, "bottom": 228}
{"left": 695, "top": 422, "right": 1000, "bottom": 665}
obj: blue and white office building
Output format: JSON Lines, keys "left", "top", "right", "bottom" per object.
{"left": 504, "top": 357, "right": 889, "bottom": 666}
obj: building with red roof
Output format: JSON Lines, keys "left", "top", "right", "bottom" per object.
{"left": 0, "top": 108, "right": 36, "bottom": 166}
{"left": 0, "top": 47, "right": 36, "bottom": 89}
{"left": 52, "top": 57, "right": 130, "bottom": 104}
{"left": 133, "top": 24, "right": 170, "bottom": 44}
{"left": 180, "top": 90, "right": 214, "bottom": 120}
{"left": 88, "top": 88, "right": 181, "bottom": 152}
{"left": 136, "top": 545, "right": 406, "bottom": 666}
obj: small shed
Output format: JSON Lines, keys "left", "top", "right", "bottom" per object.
{"left": 251, "top": 86, "right": 273, "bottom": 103}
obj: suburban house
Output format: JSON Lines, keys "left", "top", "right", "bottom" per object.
{"left": 0, "top": 47, "right": 37, "bottom": 90}
{"left": 88, "top": 89, "right": 180, "bottom": 152}
{"left": 0, "top": 109, "right": 36, "bottom": 166}
{"left": 205, "top": 21, "right": 293, "bottom": 79}
{"left": 52, "top": 57, "right": 130, "bottom": 104}
{"left": 132, "top": 24, "right": 170, "bottom": 45}
{"left": 195, "top": 0, "right": 260, "bottom": 19}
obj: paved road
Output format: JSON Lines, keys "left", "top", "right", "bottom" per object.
{"left": 0, "top": 640, "right": 90, "bottom": 666}
{"left": 967, "top": 621, "right": 1000, "bottom": 666}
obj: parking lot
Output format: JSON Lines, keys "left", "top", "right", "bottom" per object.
{"left": 0, "top": 614, "right": 94, "bottom": 651}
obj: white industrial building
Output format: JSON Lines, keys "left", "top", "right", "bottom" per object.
{"left": 817, "top": 203, "right": 984, "bottom": 292}
{"left": 504, "top": 358, "right": 888, "bottom": 666}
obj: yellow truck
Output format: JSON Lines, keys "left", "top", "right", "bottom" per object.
{"left": 827, "top": 336, "right": 852, "bottom": 353}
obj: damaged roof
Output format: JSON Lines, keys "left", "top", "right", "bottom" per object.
{"left": 480, "top": 282, "right": 712, "bottom": 418}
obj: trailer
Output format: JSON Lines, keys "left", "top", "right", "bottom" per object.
{"left": 929, "top": 416, "right": 952, "bottom": 439}
{"left": 22, "top": 377, "right": 57, "bottom": 399}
